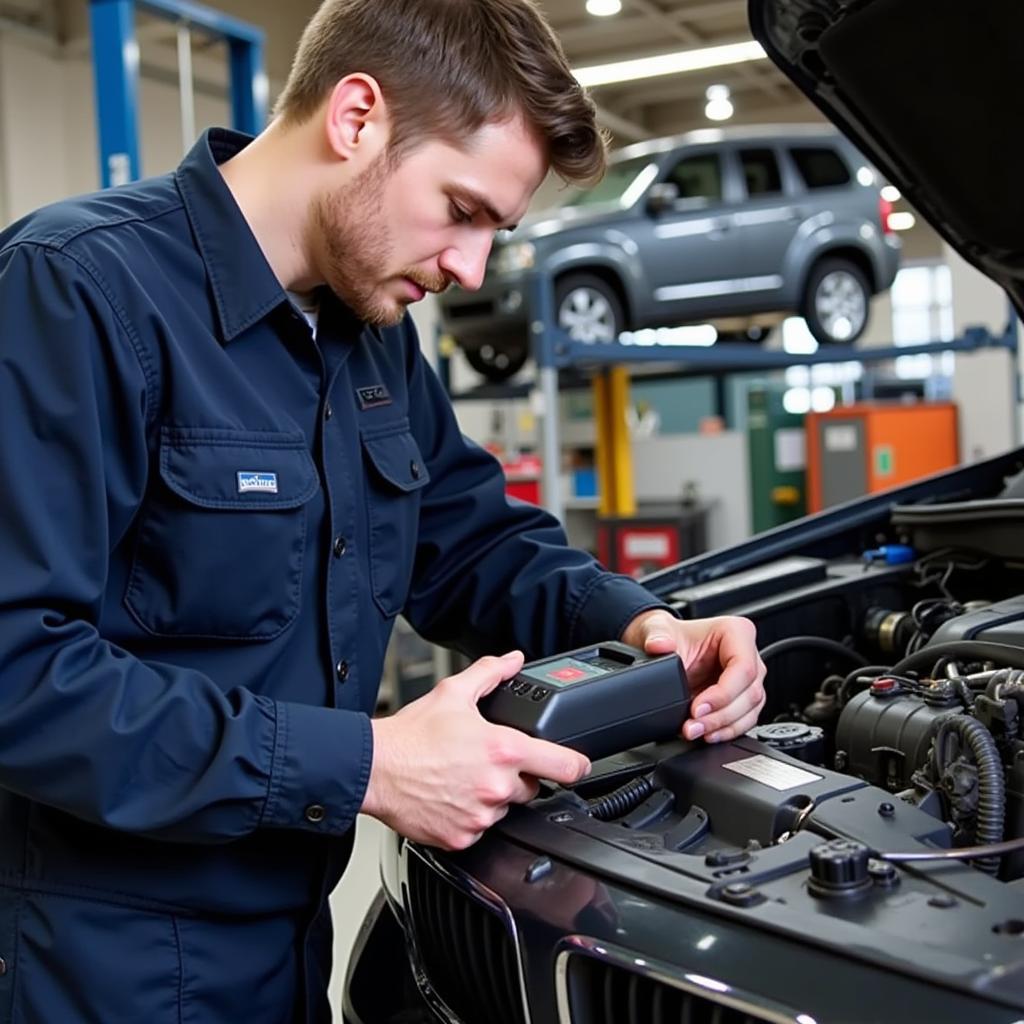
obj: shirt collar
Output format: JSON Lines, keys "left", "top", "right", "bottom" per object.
{"left": 174, "top": 127, "right": 290, "bottom": 343}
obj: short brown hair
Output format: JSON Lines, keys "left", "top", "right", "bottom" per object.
{"left": 274, "top": 0, "right": 607, "bottom": 184}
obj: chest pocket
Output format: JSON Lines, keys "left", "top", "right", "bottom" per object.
{"left": 361, "top": 420, "right": 430, "bottom": 618}
{"left": 125, "top": 427, "right": 319, "bottom": 641}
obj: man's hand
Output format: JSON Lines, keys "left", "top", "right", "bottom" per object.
{"left": 362, "top": 651, "right": 591, "bottom": 850}
{"left": 621, "top": 609, "right": 766, "bottom": 743}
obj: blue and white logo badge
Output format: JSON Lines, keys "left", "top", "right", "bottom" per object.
{"left": 237, "top": 471, "right": 279, "bottom": 494}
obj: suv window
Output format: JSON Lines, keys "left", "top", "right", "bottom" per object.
{"left": 564, "top": 154, "right": 654, "bottom": 208}
{"left": 665, "top": 153, "right": 723, "bottom": 203}
{"left": 790, "top": 146, "right": 851, "bottom": 189}
{"left": 739, "top": 148, "right": 783, "bottom": 196}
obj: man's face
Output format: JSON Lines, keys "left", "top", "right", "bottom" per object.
{"left": 314, "top": 115, "right": 547, "bottom": 327}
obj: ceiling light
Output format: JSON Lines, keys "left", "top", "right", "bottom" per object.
{"left": 704, "top": 84, "right": 733, "bottom": 121}
{"left": 887, "top": 211, "right": 916, "bottom": 231}
{"left": 881, "top": 184, "right": 901, "bottom": 201}
{"left": 573, "top": 40, "right": 767, "bottom": 89}
{"left": 586, "top": 0, "right": 621, "bottom": 15}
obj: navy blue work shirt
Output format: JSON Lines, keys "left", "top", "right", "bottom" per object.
{"left": 0, "top": 130, "right": 665, "bottom": 917}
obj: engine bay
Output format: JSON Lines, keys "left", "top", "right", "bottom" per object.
{"left": 492, "top": 458, "right": 1024, "bottom": 1002}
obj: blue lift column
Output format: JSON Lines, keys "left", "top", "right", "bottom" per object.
{"left": 89, "top": 0, "right": 267, "bottom": 188}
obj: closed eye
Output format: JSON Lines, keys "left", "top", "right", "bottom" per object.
{"left": 449, "top": 201, "right": 472, "bottom": 225}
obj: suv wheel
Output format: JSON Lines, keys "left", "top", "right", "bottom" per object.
{"left": 555, "top": 274, "right": 625, "bottom": 344}
{"left": 463, "top": 340, "right": 529, "bottom": 382}
{"left": 802, "top": 257, "right": 871, "bottom": 345}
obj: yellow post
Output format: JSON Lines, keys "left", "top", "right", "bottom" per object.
{"left": 594, "top": 366, "right": 636, "bottom": 517}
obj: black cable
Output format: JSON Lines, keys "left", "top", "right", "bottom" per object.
{"left": 587, "top": 773, "right": 656, "bottom": 822}
{"left": 892, "top": 641, "right": 1024, "bottom": 678}
{"left": 759, "top": 636, "right": 870, "bottom": 667}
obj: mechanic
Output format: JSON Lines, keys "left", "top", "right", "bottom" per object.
{"left": 0, "top": 0, "right": 765, "bottom": 1020}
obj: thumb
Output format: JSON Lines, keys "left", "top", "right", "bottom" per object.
{"left": 636, "top": 611, "right": 678, "bottom": 654}
{"left": 452, "top": 650, "right": 525, "bottom": 703}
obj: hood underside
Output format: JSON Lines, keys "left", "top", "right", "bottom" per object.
{"left": 749, "top": 0, "right": 1024, "bottom": 320}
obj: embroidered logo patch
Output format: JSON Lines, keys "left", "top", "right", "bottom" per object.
{"left": 237, "top": 471, "right": 279, "bottom": 494}
{"left": 356, "top": 384, "right": 392, "bottom": 409}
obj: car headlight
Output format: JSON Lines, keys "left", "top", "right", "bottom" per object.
{"left": 493, "top": 242, "right": 536, "bottom": 274}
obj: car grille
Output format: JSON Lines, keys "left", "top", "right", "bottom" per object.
{"left": 566, "top": 955, "right": 775, "bottom": 1024}
{"left": 406, "top": 851, "right": 527, "bottom": 1024}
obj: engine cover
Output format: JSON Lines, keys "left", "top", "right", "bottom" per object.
{"left": 930, "top": 596, "right": 1024, "bottom": 647}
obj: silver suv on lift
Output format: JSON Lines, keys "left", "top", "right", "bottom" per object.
{"left": 438, "top": 123, "right": 902, "bottom": 380}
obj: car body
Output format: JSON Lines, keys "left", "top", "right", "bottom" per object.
{"left": 438, "top": 124, "right": 902, "bottom": 379}
{"left": 344, "top": 446, "right": 1024, "bottom": 1024}
{"left": 344, "top": 1, "right": 1024, "bottom": 1021}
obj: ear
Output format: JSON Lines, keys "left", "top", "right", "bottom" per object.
{"left": 323, "top": 73, "right": 389, "bottom": 164}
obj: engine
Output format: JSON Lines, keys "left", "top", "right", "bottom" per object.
{"left": 756, "top": 591, "right": 1024, "bottom": 880}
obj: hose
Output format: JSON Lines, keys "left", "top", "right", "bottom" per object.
{"left": 759, "top": 636, "right": 870, "bottom": 667}
{"left": 932, "top": 716, "right": 1005, "bottom": 875}
{"left": 587, "top": 773, "right": 656, "bottom": 822}
{"left": 893, "top": 641, "right": 1024, "bottom": 678}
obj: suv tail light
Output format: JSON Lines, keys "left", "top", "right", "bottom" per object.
{"left": 879, "top": 195, "right": 894, "bottom": 234}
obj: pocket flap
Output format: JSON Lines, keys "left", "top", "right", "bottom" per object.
{"left": 159, "top": 427, "right": 319, "bottom": 510}
{"left": 361, "top": 421, "right": 431, "bottom": 493}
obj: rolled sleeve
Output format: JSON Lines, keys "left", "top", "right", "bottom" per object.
{"left": 262, "top": 702, "right": 373, "bottom": 834}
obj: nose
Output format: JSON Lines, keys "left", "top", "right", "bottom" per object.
{"left": 439, "top": 233, "right": 492, "bottom": 292}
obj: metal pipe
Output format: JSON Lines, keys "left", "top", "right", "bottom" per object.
{"left": 176, "top": 21, "right": 194, "bottom": 153}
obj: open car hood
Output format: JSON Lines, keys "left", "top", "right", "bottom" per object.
{"left": 748, "top": 0, "right": 1024, "bottom": 321}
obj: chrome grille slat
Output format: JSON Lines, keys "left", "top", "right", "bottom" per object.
{"left": 566, "top": 954, "right": 777, "bottom": 1024}
{"left": 405, "top": 851, "right": 527, "bottom": 1024}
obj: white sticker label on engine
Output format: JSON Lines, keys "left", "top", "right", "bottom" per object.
{"left": 722, "top": 754, "right": 823, "bottom": 791}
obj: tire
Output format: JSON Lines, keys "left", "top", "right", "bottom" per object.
{"left": 554, "top": 273, "right": 625, "bottom": 344}
{"left": 801, "top": 257, "right": 871, "bottom": 345}
{"left": 462, "top": 339, "right": 529, "bottom": 381}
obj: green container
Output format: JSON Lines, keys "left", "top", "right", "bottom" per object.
{"left": 747, "top": 382, "right": 807, "bottom": 535}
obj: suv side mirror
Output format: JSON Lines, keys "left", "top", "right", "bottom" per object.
{"left": 646, "top": 182, "right": 680, "bottom": 214}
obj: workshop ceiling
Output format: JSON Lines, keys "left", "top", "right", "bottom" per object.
{"left": 40, "top": 0, "right": 821, "bottom": 147}
{"left": 538, "top": 0, "right": 818, "bottom": 143}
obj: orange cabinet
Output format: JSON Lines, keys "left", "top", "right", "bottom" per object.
{"left": 806, "top": 402, "right": 959, "bottom": 512}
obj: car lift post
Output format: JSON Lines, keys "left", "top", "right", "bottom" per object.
{"left": 89, "top": 0, "right": 267, "bottom": 188}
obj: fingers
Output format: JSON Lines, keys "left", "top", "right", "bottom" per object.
{"left": 509, "top": 773, "right": 542, "bottom": 805}
{"left": 703, "top": 706, "right": 763, "bottom": 744}
{"left": 516, "top": 734, "right": 591, "bottom": 784}
{"left": 444, "top": 650, "right": 525, "bottom": 703}
{"left": 685, "top": 663, "right": 766, "bottom": 742}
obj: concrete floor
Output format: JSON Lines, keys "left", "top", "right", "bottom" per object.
{"left": 327, "top": 815, "right": 389, "bottom": 1020}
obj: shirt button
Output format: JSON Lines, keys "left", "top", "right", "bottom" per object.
{"left": 332, "top": 535, "right": 347, "bottom": 558}
{"left": 305, "top": 804, "right": 326, "bottom": 824}
{"left": 324, "top": 402, "right": 333, "bottom": 421}
{"left": 336, "top": 659, "right": 349, "bottom": 682}
{"left": 410, "top": 460, "right": 421, "bottom": 480}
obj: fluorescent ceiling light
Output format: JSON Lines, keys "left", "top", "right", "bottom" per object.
{"left": 574, "top": 40, "right": 767, "bottom": 89}
{"left": 586, "top": 0, "right": 622, "bottom": 15}
{"left": 704, "top": 84, "right": 733, "bottom": 121}
{"left": 881, "top": 184, "right": 901, "bottom": 201}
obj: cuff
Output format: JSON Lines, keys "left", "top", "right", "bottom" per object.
{"left": 261, "top": 702, "right": 373, "bottom": 834}
{"left": 568, "top": 573, "right": 677, "bottom": 649}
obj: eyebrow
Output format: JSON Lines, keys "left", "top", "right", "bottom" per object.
{"left": 450, "top": 186, "right": 519, "bottom": 232}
